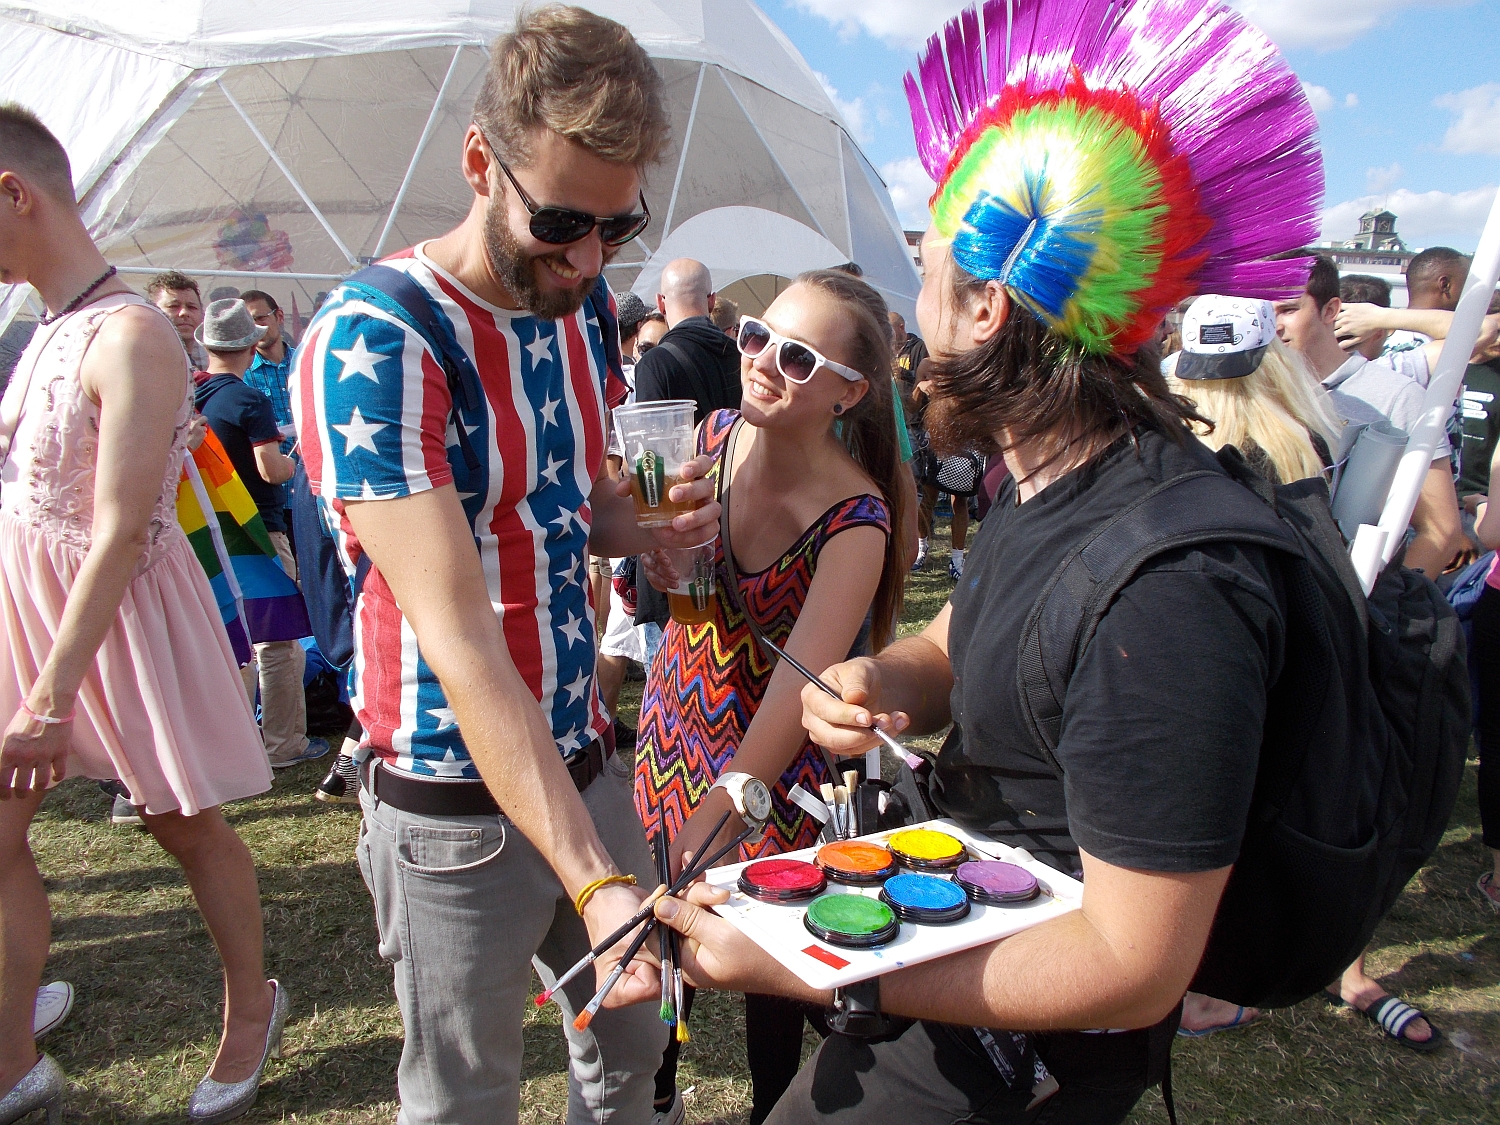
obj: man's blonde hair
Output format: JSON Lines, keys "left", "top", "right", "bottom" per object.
{"left": 476, "top": 5, "right": 670, "bottom": 170}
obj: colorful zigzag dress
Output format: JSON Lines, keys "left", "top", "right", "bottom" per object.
{"left": 633, "top": 409, "right": 891, "bottom": 857}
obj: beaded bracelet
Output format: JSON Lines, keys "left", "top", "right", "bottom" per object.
{"left": 20, "top": 701, "right": 75, "bottom": 725}
{"left": 574, "top": 873, "right": 637, "bottom": 916}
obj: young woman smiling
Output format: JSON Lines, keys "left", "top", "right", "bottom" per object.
{"left": 632, "top": 269, "right": 908, "bottom": 1124}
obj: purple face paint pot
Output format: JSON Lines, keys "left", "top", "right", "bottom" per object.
{"left": 879, "top": 872, "right": 971, "bottom": 924}
{"left": 954, "top": 861, "right": 1040, "bottom": 905}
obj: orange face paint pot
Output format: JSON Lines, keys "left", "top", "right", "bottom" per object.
{"left": 815, "top": 840, "right": 898, "bottom": 886}
{"left": 886, "top": 828, "right": 967, "bottom": 873}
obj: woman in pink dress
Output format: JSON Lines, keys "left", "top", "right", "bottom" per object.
{"left": 0, "top": 106, "right": 283, "bottom": 1125}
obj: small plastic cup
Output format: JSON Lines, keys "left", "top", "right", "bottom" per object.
{"left": 666, "top": 539, "right": 717, "bottom": 626}
{"left": 613, "top": 400, "right": 698, "bottom": 528}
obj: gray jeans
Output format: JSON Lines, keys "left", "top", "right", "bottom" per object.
{"left": 357, "top": 755, "right": 668, "bottom": 1125}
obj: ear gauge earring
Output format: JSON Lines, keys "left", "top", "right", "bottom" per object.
{"left": 832, "top": 404, "right": 845, "bottom": 415}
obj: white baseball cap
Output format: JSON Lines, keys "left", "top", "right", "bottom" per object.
{"left": 1174, "top": 295, "right": 1277, "bottom": 381}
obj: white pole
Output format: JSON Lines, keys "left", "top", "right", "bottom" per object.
{"left": 1355, "top": 188, "right": 1500, "bottom": 592}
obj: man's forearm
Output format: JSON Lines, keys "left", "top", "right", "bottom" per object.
{"left": 867, "top": 633, "right": 954, "bottom": 736}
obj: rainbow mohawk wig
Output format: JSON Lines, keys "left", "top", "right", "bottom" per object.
{"left": 907, "top": 0, "right": 1322, "bottom": 355}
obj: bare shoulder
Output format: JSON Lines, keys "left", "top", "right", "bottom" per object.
{"left": 81, "top": 300, "right": 188, "bottom": 400}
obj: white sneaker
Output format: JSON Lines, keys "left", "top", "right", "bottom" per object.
{"left": 33, "top": 981, "right": 74, "bottom": 1039}
{"left": 652, "top": 1091, "right": 686, "bottom": 1125}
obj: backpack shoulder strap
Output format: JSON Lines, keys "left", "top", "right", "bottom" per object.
{"left": 653, "top": 338, "right": 698, "bottom": 387}
{"left": 1017, "top": 470, "right": 1301, "bottom": 768}
{"left": 341, "top": 264, "right": 482, "bottom": 470}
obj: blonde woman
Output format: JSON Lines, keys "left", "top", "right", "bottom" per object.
{"left": 1168, "top": 296, "right": 1342, "bottom": 486}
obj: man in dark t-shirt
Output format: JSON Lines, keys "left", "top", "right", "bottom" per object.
{"left": 194, "top": 299, "right": 327, "bottom": 769}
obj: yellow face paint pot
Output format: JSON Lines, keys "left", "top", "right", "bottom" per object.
{"left": 886, "top": 828, "right": 967, "bottom": 873}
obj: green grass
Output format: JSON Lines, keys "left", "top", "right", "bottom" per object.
{"left": 25, "top": 519, "right": 1500, "bottom": 1122}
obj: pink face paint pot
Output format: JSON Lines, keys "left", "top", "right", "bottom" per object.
{"left": 954, "top": 861, "right": 1040, "bottom": 905}
{"left": 737, "top": 858, "right": 827, "bottom": 903}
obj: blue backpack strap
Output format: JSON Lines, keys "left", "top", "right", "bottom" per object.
{"left": 585, "top": 274, "right": 625, "bottom": 389}
{"left": 341, "top": 264, "right": 482, "bottom": 471}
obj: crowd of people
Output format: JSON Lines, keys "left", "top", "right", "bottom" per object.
{"left": 0, "top": 1, "right": 1497, "bottom": 1124}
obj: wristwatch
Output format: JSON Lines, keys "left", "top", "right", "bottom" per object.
{"left": 712, "top": 772, "right": 773, "bottom": 836}
{"left": 828, "top": 977, "right": 908, "bottom": 1039}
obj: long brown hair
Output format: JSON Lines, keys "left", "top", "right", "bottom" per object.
{"left": 795, "top": 269, "right": 908, "bottom": 650}
{"left": 924, "top": 262, "right": 1206, "bottom": 471}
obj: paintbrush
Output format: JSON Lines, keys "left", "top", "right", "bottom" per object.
{"left": 537, "top": 809, "right": 734, "bottom": 1008}
{"left": 819, "top": 782, "right": 837, "bottom": 841}
{"left": 654, "top": 833, "right": 674, "bottom": 1026}
{"left": 754, "top": 630, "right": 910, "bottom": 760}
{"left": 573, "top": 820, "right": 760, "bottom": 1027}
{"left": 833, "top": 785, "right": 849, "bottom": 840}
{"left": 844, "top": 769, "right": 860, "bottom": 836}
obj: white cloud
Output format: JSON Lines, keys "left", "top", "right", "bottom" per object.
{"left": 1321, "top": 185, "right": 1497, "bottom": 250}
{"left": 1227, "top": 1, "right": 1459, "bottom": 52}
{"left": 881, "top": 157, "right": 935, "bottom": 230}
{"left": 815, "top": 71, "right": 873, "bottom": 144}
{"left": 788, "top": 0, "right": 977, "bottom": 48}
{"left": 1345, "top": 92, "right": 1360, "bottom": 109}
{"left": 792, "top": 0, "right": 1456, "bottom": 52}
{"left": 1301, "top": 83, "right": 1335, "bottom": 114}
{"left": 1366, "top": 163, "right": 1404, "bottom": 193}
{"left": 1436, "top": 83, "right": 1500, "bottom": 156}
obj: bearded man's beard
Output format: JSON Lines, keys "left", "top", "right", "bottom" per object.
{"left": 483, "top": 196, "right": 613, "bottom": 320}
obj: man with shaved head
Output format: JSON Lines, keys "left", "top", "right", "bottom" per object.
{"left": 1384, "top": 246, "right": 1473, "bottom": 363}
{"left": 633, "top": 256, "right": 741, "bottom": 422}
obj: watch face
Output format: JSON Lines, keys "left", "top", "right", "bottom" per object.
{"left": 741, "top": 778, "right": 773, "bottom": 822}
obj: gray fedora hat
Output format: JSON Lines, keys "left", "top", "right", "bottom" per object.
{"left": 196, "top": 298, "right": 268, "bottom": 351}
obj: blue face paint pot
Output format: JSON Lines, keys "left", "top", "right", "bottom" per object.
{"left": 878, "top": 872, "right": 971, "bottom": 924}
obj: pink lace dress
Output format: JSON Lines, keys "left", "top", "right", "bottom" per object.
{"left": 0, "top": 294, "right": 271, "bottom": 814}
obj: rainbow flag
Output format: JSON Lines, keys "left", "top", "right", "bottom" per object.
{"left": 177, "top": 429, "right": 310, "bottom": 665}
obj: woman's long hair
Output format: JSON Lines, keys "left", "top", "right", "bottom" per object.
{"left": 795, "top": 269, "right": 908, "bottom": 650}
{"left": 1169, "top": 336, "right": 1343, "bottom": 484}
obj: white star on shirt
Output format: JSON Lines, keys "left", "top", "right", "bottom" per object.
{"left": 556, "top": 554, "right": 583, "bottom": 587}
{"left": 526, "top": 333, "right": 554, "bottom": 368}
{"left": 428, "top": 748, "right": 472, "bottom": 777}
{"left": 539, "top": 453, "right": 565, "bottom": 487}
{"left": 333, "top": 334, "right": 385, "bottom": 382}
{"left": 563, "top": 668, "right": 592, "bottom": 704}
{"left": 558, "top": 612, "right": 586, "bottom": 648}
{"left": 427, "top": 706, "right": 458, "bottom": 731}
{"left": 550, "top": 507, "right": 580, "bottom": 536}
{"left": 539, "top": 396, "right": 562, "bottom": 428}
{"left": 334, "top": 406, "right": 385, "bottom": 455}
{"left": 445, "top": 419, "right": 480, "bottom": 448}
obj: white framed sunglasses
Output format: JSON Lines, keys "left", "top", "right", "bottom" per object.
{"left": 736, "top": 315, "right": 865, "bottom": 384}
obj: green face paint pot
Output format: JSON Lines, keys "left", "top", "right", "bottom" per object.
{"left": 803, "top": 893, "right": 900, "bottom": 949}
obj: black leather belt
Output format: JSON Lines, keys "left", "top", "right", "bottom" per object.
{"left": 370, "top": 728, "right": 615, "bottom": 817}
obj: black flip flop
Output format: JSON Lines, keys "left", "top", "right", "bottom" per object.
{"left": 1325, "top": 991, "right": 1443, "bottom": 1053}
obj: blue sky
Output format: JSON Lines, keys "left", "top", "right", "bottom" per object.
{"left": 771, "top": 0, "right": 1500, "bottom": 251}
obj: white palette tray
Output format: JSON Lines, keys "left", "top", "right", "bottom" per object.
{"left": 704, "top": 818, "right": 1083, "bottom": 990}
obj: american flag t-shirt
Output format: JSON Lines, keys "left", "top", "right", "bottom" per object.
{"left": 292, "top": 246, "right": 626, "bottom": 779}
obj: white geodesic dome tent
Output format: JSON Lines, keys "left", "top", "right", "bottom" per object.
{"left": 0, "top": 0, "right": 921, "bottom": 342}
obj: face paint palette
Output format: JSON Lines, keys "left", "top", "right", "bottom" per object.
{"left": 955, "top": 861, "right": 1041, "bottom": 905}
{"left": 880, "top": 873, "right": 971, "bottom": 924}
{"left": 803, "top": 894, "right": 901, "bottom": 948}
{"left": 738, "top": 859, "right": 827, "bottom": 903}
{"left": 705, "top": 819, "right": 1084, "bottom": 990}
{"left": 815, "top": 841, "right": 898, "bottom": 886}
{"left": 886, "top": 828, "right": 967, "bottom": 873}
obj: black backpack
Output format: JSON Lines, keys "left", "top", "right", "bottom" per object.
{"left": 1015, "top": 447, "right": 1469, "bottom": 1008}
{"left": 291, "top": 266, "right": 623, "bottom": 669}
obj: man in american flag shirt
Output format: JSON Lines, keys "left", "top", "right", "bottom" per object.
{"left": 291, "top": 9, "right": 718, "bottom": 1123}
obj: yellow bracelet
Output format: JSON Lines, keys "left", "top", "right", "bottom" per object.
{"left": 574, "top": 873, "right": 637, "bottom": 916}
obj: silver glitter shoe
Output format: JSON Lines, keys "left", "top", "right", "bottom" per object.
{"left": 187, "top": 980, "right": 289, "bottom": 1124}
{"left": 0, "top": 1054, "right": 64, "bottom": 1125}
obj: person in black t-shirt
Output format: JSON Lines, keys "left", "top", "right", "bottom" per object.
{"left": 647, "top": 242, "right": 1285, "bottom": 1125}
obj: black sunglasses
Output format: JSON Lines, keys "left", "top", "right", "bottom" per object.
{"left": 489, "top": 147, "right": 650, "bottom": 248}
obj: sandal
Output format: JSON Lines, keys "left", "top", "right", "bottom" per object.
{"left": 1176, "top": 1005, "right": 1261, "bottom": 1038}
{"left": 1325, "top": 991, "right": 1443, "bottom": 1053}
{"left": 1479, "top": 871, "right": 1500, "bottom": 914}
